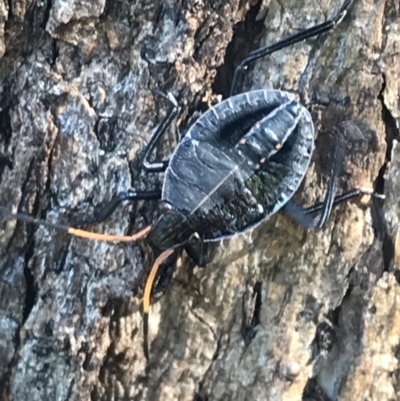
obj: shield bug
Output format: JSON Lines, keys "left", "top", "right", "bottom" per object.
{"left": 0, "top": 0, "right": 383, "bottom": 360}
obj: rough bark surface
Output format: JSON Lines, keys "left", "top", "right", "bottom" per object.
{"left": 0, "top": 1, "right": 399, "bottom": 400}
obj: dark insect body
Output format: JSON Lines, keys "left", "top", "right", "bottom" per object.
{"left": 149, "top": 90, "right": 314, "bottom": 250}
{"left": 0, "top": 0, "right": 382, "bottom": 360}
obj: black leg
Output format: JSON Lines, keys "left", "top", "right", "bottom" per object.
{"left": 283, "top": 126, "right": 347, "bottom": 229}
{"left": 230, "top": 0, "right": 354, "bottom": 95}
{"left": 74, "top": 91, "right": 177, "bottom": 226}
{"left": 303, "top": 188, "right": 385, "bottom": 216}
{"left": 73, "top": 189, "right": 161, "bottom": 226}
{"left": 184, "top": 234, "right": 208, "bottom": 267}
{"left": 283, "top": 126, "right": 385, "bottom": 230}
{"left": 142, "top": 90, "right": 179, "bottom": 173}
{"left": 284, "top": 189, "right": 385, "bottom": 230}
{"left": 310, "top": 127, "right": 346, "bottom": 229}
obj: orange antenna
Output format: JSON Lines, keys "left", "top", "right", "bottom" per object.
{"left": 143, "top": 248, "right": 175, "bottom": 360}
{"left": 0, "top": 206, "right": 152, "bottom": 242}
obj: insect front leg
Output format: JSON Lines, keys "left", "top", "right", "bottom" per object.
{"left": 142, "top": 91, "right": 179, "bottom": 173}
{"left": 230, "top": 0, "right": 354, "bottom": 95}
{"left": 73, "top": 91, "right": 178, "bottom": 227}
{"left": 72, "top": 189, "right": 162, "bottom": 226}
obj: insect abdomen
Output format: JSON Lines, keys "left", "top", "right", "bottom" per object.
{"left": 163, "top": 89, "right": 314, "bottom": 241}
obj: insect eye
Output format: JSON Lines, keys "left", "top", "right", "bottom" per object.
{"left": 159, "top": 201, "right": 173, "bottom": 215}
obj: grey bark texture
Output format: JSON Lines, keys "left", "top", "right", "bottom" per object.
{"left": 0, "top": 0, "right": 399, "bottom": 400}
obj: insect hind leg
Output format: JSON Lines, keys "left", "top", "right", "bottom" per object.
{"left": 230, "top": 0, "right": 354, "bottom": 96}
{"left": 283, "top": 126, "right": 384, "bottom": 229}
{"left": 284, "top": 189, "right": 384, "bottom": 230}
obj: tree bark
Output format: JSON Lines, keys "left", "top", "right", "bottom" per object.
{"left": 0, "top": 0, "right": 399, "bottom": 400}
